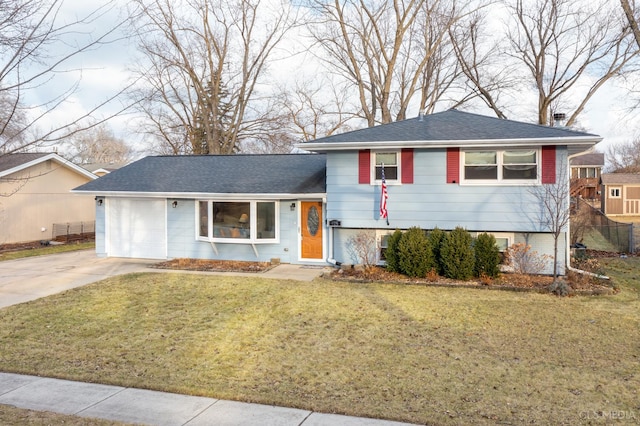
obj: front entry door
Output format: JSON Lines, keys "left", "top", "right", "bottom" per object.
{"left": 301, "top": 201, "right": 323, "bottom": 259}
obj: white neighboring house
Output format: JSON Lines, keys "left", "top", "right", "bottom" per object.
{"left": 0, "top": 153, "right": 97, "bottom": 244}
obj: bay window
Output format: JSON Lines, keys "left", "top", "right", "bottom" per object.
{"left": 197, "top": 200, "right": 278, "bottom": 243}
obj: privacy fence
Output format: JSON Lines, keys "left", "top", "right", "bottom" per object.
{"left": 51, "top": 221, "right": 95, "bottom": 242}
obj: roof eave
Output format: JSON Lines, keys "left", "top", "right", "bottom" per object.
{"left": 72, "top": 190, "right": 327, "bottom": 200}
{"left": 297, "top": 136, "right": 602, "bottom": 152}
{"left": 0, "top": 153, "right": 98, "bottom": 180}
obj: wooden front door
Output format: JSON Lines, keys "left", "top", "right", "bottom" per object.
{"left": 301, "top": 201, "right": 323, "bottom": 259}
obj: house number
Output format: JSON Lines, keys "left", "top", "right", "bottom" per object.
{"left": 307, "top": 206, "right": 319, "bottom": 236}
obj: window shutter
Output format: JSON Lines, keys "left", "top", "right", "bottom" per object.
{"left": 446, "top": 148, "right": 460, "bottom": 183}
{"left": 541, "top": 146, "right": 556, "bottom": 184}
{"left": 401, "top": 148, "right": 414, "bottom": 183}
{"left": 358, "top": 150, "right": 370, "bottom": 184}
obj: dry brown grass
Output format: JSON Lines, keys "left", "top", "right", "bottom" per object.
{"left": 0, "top": 404, "right": 131, "bottom": 425}
{"left": 0, "top": 269, "right": 638, "bottom": 425}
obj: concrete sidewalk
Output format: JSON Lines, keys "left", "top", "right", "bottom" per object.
{"left": 0, "top": 372, "right": 415, "bottom": 426}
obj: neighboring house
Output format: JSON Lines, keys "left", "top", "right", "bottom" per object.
{"left": 73, "top": 109, "right": 601, "bottom": 275}
{"left": 83, "top": 162, "right": 128, "bottom": 177}
{"left": 569, "top": 152, "right": 604, "bottom": 200}
{"left": 599, "top": 173, "right": 640, "bottom": 216}
{"left": 0, "top": 153, "right": 97, "bottom": 244}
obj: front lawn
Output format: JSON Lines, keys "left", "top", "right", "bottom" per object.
{"left": 0, "top": 264, "right": 639, "bottom": 425}
{"left": 0, "top": 241, "right": 95, "bottom": 261}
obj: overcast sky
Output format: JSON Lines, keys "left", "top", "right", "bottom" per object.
{"left": 27, "top": 0, "right": 640, "bottom": 157}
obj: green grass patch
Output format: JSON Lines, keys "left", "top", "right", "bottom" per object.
{"left": 0, "top": 270, "right": 639, "bottom": 425}
{"left": 0, "top": 242, "right": 95, "bottom": 261}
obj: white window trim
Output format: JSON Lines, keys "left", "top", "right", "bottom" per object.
{"left": 195, "top": 200, "right": 280, "bottom": 244}
{"left": 481, "top": 232, "right": 513, "bottom": 252}
{"left": 376, "top": 229, "right": 396, "bottom": 265}
{"left": 460, "top": 148, "right": 541, "bottom": 186}
{"left": 610, "top": 187, "right": 621, "bottom": 199}
{"left": 371, "top": 151, "right": 402, "bottom": 185}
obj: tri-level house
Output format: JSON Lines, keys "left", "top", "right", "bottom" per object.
{"left": 74, "top": 109, "right": 601, "bottom": 275}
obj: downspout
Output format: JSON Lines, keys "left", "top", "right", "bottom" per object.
{"left": 326, "top": 224, "right": 339, "bottom": 267}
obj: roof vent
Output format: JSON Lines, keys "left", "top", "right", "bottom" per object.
{"left": 418, "top": 110, "right": 424, "bottom": 121}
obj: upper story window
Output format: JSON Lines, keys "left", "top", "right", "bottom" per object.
{"left": 373, "top": 152, "right": 399, "bottom": 182}
{"left": 463, "top": 149, "right": 538, "bottom": 183}
{"left": 198, "top": 200, "right": 278, "bottom": 243}
{"left": 578, "top": 167, "right": 596, "bottom": 178}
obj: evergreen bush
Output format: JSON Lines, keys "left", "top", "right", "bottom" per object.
{"left": 474, "top": 232, "right": 501, "bottom": 278}
{"left": 441, "top": 226, "right": 475, "bottom": 280}
{"left": 384, "top": 229, "right": 403, "bottom": 273}
{"left": 397, "top": 227, "right": 435, "bottom": 277}
{"left": 428, "top": 227, "right": 446, "bottom": 275}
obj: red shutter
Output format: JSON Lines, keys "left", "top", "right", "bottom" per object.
{"left": 358, "top": 150, "right": 370, "bottom": 184}
{"left": 401, "top": 148, "right": 414, "bottom": 183}
{"left": 541, "top": 146, "right": 556, "bottom": 184}
{"left": 446, "top": 148, "right": 460, "bottom": 184}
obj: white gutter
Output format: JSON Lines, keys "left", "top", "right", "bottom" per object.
{"left": 72, "top": 191, "right": 327, "bottom": 200}
{"left": 298, "top": 136, "right": 602, "bottom": 152}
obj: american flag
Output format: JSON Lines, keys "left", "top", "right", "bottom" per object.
{"left": 380, "top": 164, "right": 389, "bottom": 225}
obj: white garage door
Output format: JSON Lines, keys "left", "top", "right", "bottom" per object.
{"left": 107, "top": 198, "right": 167, "bottom": 259}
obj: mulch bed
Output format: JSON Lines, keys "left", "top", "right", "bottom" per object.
{"left": 328, "top": 265, "right": 616, "bottom": 296}
{"left": 152, "top": 258, "right": 275, "bottom": 273}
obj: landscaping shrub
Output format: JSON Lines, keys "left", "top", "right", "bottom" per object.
{"left": 428, "top": 227, "right": 446, "bottom": 275}
{"left": 397, "top": 227, "right": 435, "bottom": 277}
{"left": 441, "top": 227, "right": 475, "bottom": 280}
{"left": 505, "top": 243, "right": 551, "bottom": 275}
{"left": 474, "top": 233, "right": 501, "bottom": 278}
{"left": 346, "top": 231, "right": 378, "bottom": 268}
{"left": 384, "top": 229, "right": 403, "bottom": 273}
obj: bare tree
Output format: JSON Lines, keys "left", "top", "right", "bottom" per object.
{"left": 605, "top": 137, "right": 640, "bottom": 173}
{"left": 63, "top": 124, "right": 134, "bottom": 165}
{"left": 306, "top": 0, "right": 478, "bottom": 126}
{"left": 505, "top": 0, "right": 639, "bottom": 126}
{"left": 0, "top": 0, "right": 131, "bottom": 155}
{"left": 529, "top": 159, "right": 570, "bottom": 281}
{"left": 129, "top": 0, "right": 295, "bottom": 155}
{"left": 275, "top": 78, "right": 358, "bottom": 142}
{"left": 449, "top": 10, "right": 518, "bottom": 118}
{"left": 621, "top": 0, "right": 640, "bottom": 49}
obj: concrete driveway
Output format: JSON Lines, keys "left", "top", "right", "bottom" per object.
{"left": 0, "top": 250, "right": 157, "bottom": 309}
{"left": 0, "top": 250, "right": 329, "bottom": 309}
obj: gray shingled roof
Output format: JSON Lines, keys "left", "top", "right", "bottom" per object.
{"left": 600, "top": 173, "right": 640, "bottom": 185}
{"left": 73, "top": 154, "right": 326, "bottom": 195}
{"left": 301, "top": 109, "right": 599, "bottom": 147}
{"left": 0, "top": 153, "right": 49, "bottom": 173}
{"left": 570, "top": 152, "right": 605, "bottom": 166}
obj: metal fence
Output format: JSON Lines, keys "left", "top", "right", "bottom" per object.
{"left": 577, "top": 198, "right": 635, "bottom": 253}
{"left": 51, "top": 221, "right": 95, "bottom": 242}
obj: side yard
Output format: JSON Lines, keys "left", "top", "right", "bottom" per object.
{"left": 0, "top": 260, "right": 638, "bottom": 425}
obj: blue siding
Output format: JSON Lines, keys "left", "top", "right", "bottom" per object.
{"left": 326, "top": 148, "right": 568, "bottom": 232}
{"left": 166, "top": 199, "right": 302, "bottom": 263}
{"left": 327, "top": 147, "right": 569, "bottom": 274}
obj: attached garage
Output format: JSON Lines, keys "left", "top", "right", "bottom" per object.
{"left": 106, "top": 198, "right": 167, "bottom": 259}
